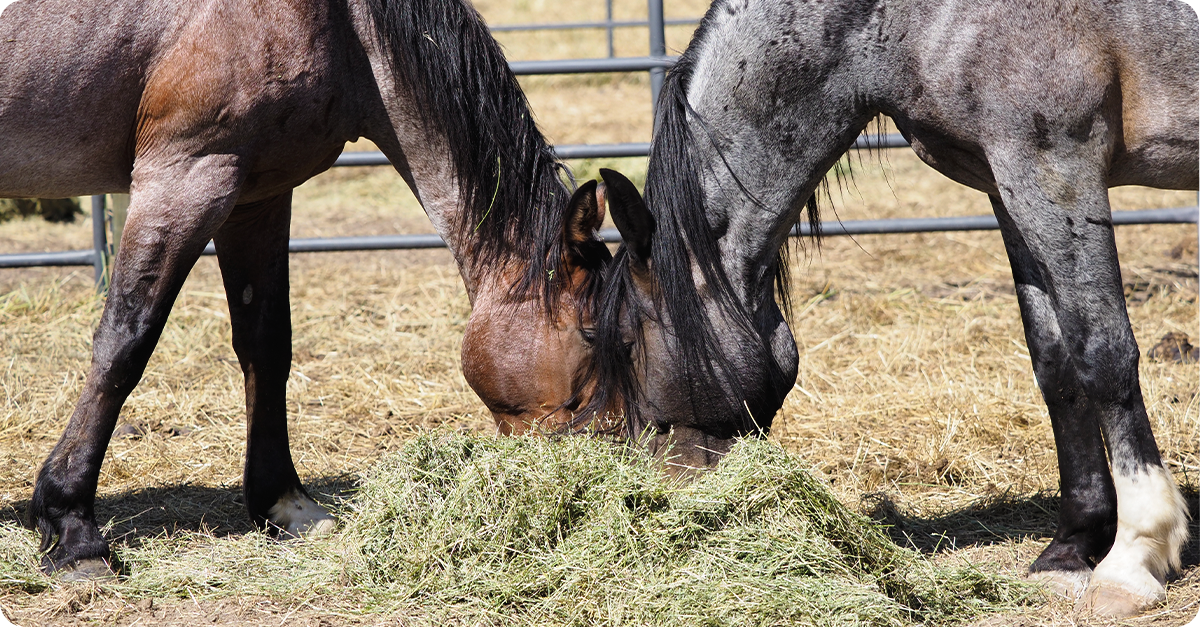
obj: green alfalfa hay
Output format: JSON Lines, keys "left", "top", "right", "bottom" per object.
{"left": 0, "top": 524, "right": 51, "bottom": 594}
{"left": 336, "top": 432, "right": 1035, "bottom": 625}
{"left": 0, "top": 433, "right": 1034, "bottom": 624}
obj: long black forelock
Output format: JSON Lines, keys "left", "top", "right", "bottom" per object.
{"left": 568, "top": 244, "right": 644, "bottom": 437}
{"left": 362, "top": 0, "right": 576, "bottom": 310}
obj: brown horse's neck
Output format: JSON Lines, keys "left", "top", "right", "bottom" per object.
{"left": 348, "top": 0, "right": 574, "bottom": 306}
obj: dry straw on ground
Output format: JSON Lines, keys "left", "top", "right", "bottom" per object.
{"left": 1, "top": 0, "right": 1198, "bottom": 625}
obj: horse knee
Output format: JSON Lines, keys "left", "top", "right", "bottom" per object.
{"left": 1065, "top": 327, "right": 1141, "bottom": 407}
{"left": 1029, "top": 343, "right": 1074, "bottom": 400}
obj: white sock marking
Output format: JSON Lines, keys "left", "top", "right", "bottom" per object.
{"left": 1089, "top": 463, "right": 1189, "bottom": 607}
{"left": 267, "top": 489, "right": 336, "bottom": 537}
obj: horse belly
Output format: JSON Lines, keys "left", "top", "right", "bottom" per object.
{"left": 0, "top": 128, "right": 134, "bottom": 197}
{"left": 0, "top": 0, "right": 158, "bottom": 196}
{"left": 1106, "top": 1, "right": 1198, "bottom": 189}
{"left": 1109, "top": 68, "right": 1199, "bottom": 189}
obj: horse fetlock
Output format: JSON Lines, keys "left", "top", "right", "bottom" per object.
{"left": 1080, "top": 463, "right": 1188, "bottom": 617}
{"left": 37, "top": 525, "right": 111, "bottom": 576}
{"left": 1028, "top": 538, "right": 1095, "bottom": 600}
{"left": 266, "top": 489, "right": 336, "bottom": 538}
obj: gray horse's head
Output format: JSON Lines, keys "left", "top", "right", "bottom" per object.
{"left": 576, "top": 0, "right": 878, "bottom": 472}
{"left": 579, "top": 164, "right": 799, "bottom": 474}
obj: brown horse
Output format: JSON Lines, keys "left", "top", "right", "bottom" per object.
{"left": 1, "top": 0, "right": 608, "bottom": 578}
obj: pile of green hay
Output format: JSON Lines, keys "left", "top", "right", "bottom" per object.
{"left": 0, "top": 434, "right": 1033, "bottom": 625}
{"left": 338, "top": 433, "right": 1031, "bottom": 625}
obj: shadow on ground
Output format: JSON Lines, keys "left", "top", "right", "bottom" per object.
{"left": 0, "top": 474, "right": 359, "bottom": 546}
{"left": 863, "top": 486, "right": 1200, "bottom": 571}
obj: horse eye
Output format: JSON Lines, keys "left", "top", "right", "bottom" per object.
{"left": 580, "top": 328, "right": 597, "bottom": 345}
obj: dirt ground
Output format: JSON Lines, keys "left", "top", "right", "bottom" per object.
{"left": 2, "top": 1, "right": 1198, "bottom": 626}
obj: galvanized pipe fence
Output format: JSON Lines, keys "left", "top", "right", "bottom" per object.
{"left": 1, "top": 1, "right": 1196, "bottom": 291}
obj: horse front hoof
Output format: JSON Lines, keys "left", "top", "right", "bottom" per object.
{"left": 267, "top": 489, "right": 336, "bottom": 538}
{"left": 1077, "top": 582, "right": 1164, "bottom": 619}
{"left": 54, "top": 557, "right": 116, "bottom": 582}
{"left": 1027, "top": 568, "right": 1090, "bottom": 599}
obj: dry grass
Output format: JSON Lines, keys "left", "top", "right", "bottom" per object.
{"left": 1, "top": 0, "right": 1198, "bottom": 625}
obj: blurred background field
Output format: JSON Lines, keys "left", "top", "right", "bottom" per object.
{"left": 1, "top": 0, "right": 1197, "bottom": 625}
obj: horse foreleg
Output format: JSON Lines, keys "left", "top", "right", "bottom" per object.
{"left": 28, "top": 156, "right": 243, "bottom": 576}
{"left": 991, "top": 195, "right": 1116, "bottom": 598}
{"left": 989, "top": 156, "right": 1188, "bottom": 617}
{"left": 213, "top": 192, "right": 333, "bottom": 537}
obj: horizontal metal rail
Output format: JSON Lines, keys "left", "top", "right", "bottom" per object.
{"left": 788, "top": 206, "right": 1200, "bottom": 238}
{"left": 334, "top": 134, "right": 913, "bottom": 168}
{"left": 333, "top": 142, "right": 656, "bottom": 167}
{"left": 0, "top": 249, "right": 96, "bottom": 268}
{"left": 510, "top": 55, "right": 675, "bottom": 75}
{"left": 6, "top": 207, "right": 1193, "bottom": 269}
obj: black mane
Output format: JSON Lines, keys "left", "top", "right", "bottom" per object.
{"left": 580, "top": 3, "right": 817, "bottom": 436}
{"left": 362, "top": 0, "right": 579, "bottom": 307}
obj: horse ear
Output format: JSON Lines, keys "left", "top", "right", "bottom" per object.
{"left": 565, "top": 179, "right": 605, "bottom": 244}
{"left": 599, "top": 168, "right": 654, "bottom": 265}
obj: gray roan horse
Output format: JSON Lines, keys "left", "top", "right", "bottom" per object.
{"left": 587, "top": 0, "right": 1196, "bottom": 618}
{"left": 1, "top": 0, "right": 609, "bottom": 578}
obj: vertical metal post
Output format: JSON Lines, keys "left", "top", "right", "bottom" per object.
{"left": 648, "top": 0, "right": 666, "bottom": 119}
{"left": 91, "top": 194, "right": 107, "bottom": 291}
{"left": 605, "top": 0, "right": 615, "bottom": 58}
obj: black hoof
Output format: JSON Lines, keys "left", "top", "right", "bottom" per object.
{"left": 33, "top": 516, "right": 112, "bottom": 577}
{"left": 1028, "top": 536, "right": 1099, "bottom": 600}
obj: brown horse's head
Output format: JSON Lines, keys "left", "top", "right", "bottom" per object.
{"left": 461, "top": 180, "right": 615, "bottom": 435}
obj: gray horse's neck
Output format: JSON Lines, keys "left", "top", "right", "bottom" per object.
{"left": 681, "top": 0, "right": 882, "bottom": 306}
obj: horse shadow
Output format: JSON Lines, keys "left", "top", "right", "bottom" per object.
{"left": 862, "top": 485, "right": 1200, "bottom": 571}
{"left": 0, "top": 474, "right": 359, "bottom": 548}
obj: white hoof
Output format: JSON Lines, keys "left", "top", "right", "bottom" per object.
{"left": 1078, "top": 581, "right": 1163, "bottom": 618}
{"left": 1027, "top": 568, "right": 1090, "bottom": 599}
{"left": 1080, "top": 463, "right": 1189, "bottom": 618}
{"left": 267, "top": 489, "right": 336, "bottom": 538}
